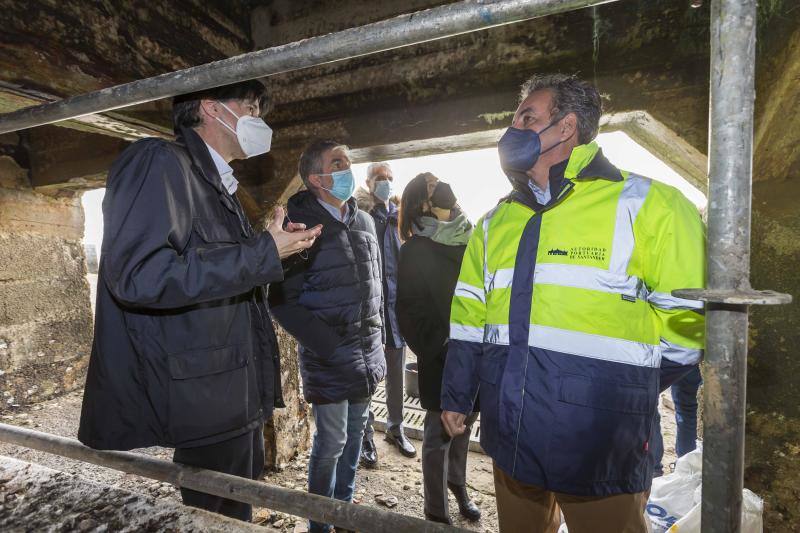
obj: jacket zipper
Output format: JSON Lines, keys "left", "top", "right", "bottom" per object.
{"left": 510, "top": 181, "right": 574, "bottom": 476}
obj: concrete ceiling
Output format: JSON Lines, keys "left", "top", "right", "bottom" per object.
{"left": 0, "top": 0, "right": 797, "bottom": 220}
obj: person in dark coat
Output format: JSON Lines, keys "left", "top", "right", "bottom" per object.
{"left": 269, "top": 139, "right": 386, "bottom": 533}
{"left": 77, "top": 80, "right": 321, "bottom": 522}
{"left": 396, "top": 172, "right": 481, "bottom": 525}
{"left": 355, "top": 162, "right": 417, "bottom": 468}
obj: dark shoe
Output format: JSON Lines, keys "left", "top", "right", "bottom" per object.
{"left": 424, "top": 512, "right": 452, "bottom": 526}
{"left": 385, "top": 430, "right": 417, "bottom": 458}
{"left": 448, "top": 482, "right": 481, "bottom": 521}
{"left": 359, "top": 438, "right": 378, "bottom": 468}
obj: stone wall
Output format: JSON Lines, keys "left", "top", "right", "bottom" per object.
{"left": 0, "top": 152, "right": 92, "bottom": 412}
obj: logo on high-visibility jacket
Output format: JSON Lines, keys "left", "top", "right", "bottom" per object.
{"left": 548, "top": 249, "right": 568, "bottom": 256}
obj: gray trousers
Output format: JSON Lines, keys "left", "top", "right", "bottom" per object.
{"left": 365, "top": 346, "right": 405, "bottom": 438}
{"left": 422, "top": 410, "right": 479, "bottom": 517}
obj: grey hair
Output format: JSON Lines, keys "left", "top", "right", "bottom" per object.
{"left": 519, "top": 74, "right": 602, "bottom": 144}
{"left": 366, "top": 162, "right": 393, "bottom": 184}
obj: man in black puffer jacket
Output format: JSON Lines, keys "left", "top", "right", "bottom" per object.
{"left": 269, "top": 139, "right": 386, "bottom": 533}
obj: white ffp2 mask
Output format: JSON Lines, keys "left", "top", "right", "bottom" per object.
{"left": 215, "top": 101, "right": 273, "bottom": 158}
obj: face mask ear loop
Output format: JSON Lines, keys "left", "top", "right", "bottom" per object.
{"left": 538, "top": 114, "right": 576, "bottom": 157}
{"left": 214, "top": 101, "right": 240, "bottom": 136}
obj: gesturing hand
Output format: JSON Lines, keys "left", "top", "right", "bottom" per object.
{"left": 441, "top": 410, "right": 467, "bottom": 437}
{"left": 267, "top": 206, "right": 322, "bottom": 259}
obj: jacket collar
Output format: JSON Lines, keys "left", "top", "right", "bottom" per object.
{"left": 508, "top": 142, "right": 622, "bottom": 212}
{"left": 175, "top": 127, "right": 250, "bottom": 233}
{"left": 567, "top": 142, "right": 623, "bottom": 182}
{"left": 371, "top": 200, "right": 398, "bottom": 222}
{"left": 290, "top": 190, "right": 359, "bottom": 227}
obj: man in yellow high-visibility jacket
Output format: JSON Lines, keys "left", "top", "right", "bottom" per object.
{"left": 440, "top": 74, "right": 705, "bottom": 533}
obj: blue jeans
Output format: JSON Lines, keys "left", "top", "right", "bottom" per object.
{"left": 308, "top": 399, "right": 370, "bottom": 533}
{"left": 652, "top": 366, "right": 703, "bottom": 475}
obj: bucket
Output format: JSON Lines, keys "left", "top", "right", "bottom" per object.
{"left": 405, "top": 362, "right": 419, "bottom": 398}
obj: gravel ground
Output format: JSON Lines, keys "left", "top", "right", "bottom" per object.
{"left": 0, "top": 388, "right": 677, "bottom": 532}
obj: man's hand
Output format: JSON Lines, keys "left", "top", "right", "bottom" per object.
{"left": 267, "top": 206, "right": 322, "bottom": 259}
{"left": 441, "top": 410, "right": 467, "bottom": 437}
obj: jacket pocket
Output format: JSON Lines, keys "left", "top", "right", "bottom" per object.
{"left": 167, "top": 343, "right": 250, "bottom": 444}
{"left": 547, "top": 373, "right": 653, "bottom": 486}
{"left": 559, "top": 374, "right": 649, "bottom": 415}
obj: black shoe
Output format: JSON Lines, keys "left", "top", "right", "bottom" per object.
{"left": 424, "top": 512, "right": 452, "bottom": 526}
{"left": 384, "top": 430, "right": 417, "bottom": 458}
{"left": 360, "top": 437, "right": 378, "bottom": 468}
{"left": 447, "top": 482, "right": 481, "bottom": 521}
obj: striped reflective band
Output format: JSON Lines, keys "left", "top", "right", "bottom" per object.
{"left": 647, "top": 291, "right": 704, "bottom": 311}
{"left": 450, "top": 324, "right": 484, "bottom": 343}
{"left": 484, "top": 323, "right": 510, "bottom": 345}
{"left": 529, "top": 324, "right": 660, "bottom": 368}
{"left": 481, "top": 176, "right": 653, "bottom": 299}
{"left": 660, "top": 338, "right": 702, "bottom": 365}
{"left": 533, "top": 263, "right": 644, "bottom": 298}
{"left": 609, "top": 175, "right": 651, "bottom": 275}
{"left": 487, "top": 268, "right": 515, "bottom": 292}
{"left": 454, "top": 323, "right": 660, "bottom": 368}
{"left": 454, "top": 281, "right": 485, "bottom": 303}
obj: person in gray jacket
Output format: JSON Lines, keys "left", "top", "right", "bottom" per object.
{"left": 355, "top": 162, "right": 417, "bottom": 467}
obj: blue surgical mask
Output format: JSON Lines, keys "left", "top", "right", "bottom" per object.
{"left": 373, "top": 180, "right": 393, "bottom": 202}
{"left": 497, "top": 120, "right": 563, "bottom": 183}
{"left": 318, "top": 168, "right": 355, "bottom": 201}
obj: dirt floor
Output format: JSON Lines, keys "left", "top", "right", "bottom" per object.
{"left": 0, "top": 388, "right": 679, "bottom": 532}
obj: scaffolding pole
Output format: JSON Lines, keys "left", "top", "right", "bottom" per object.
{"left": 0, "top": 423, "right": 465, "bottom": 533}
{"left": 704, "top": 0, "right": 757, "bottom": 530}
{"left": 675, "top": 0, "right": 791, "bottom": 531}
{"left": 0, "top": 0, "right": 616, "bottom": 135}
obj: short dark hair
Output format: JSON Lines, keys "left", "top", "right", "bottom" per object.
{"left": 172, "top": 79, "right": 269, "bottom": 132}
{"left": 298, "top": 139, "right": 348, "bottom": 186}
{"left": 399, "top": 172, "right": 436, "bottom": 241}
{"left": 519, "top": 74, "right": 602, "bottom": 144}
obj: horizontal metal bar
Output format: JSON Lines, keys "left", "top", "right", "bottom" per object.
{"left": 0, "top": 0, "right": 617, "bottom": 135}
{"left": 0, "top": 423, "right": 465, "bottom": 532}
{"left": 672, "top": 288, "right": 792, "bottom": 305}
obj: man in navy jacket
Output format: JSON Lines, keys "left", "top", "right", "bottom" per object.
{"left": 78, "top": 80, "right": 320, "bottom": 521}
{"left": 270, "top": 139, "right": 386, "bottom": 533}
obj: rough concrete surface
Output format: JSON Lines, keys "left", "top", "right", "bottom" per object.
{"left": 0, "top": 455, "right": 267, "bottom": 532}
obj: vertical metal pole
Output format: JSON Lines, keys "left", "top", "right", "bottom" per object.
{"left": 703, "top": 0, "right": 757, "bottom": 531}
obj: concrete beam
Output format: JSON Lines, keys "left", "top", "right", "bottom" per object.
{"left": 25, "top": 127, "right": 129, "bottom": 196}
{"left": 754, "top": 19, "right": 800, "bottom": 183}
{"left": 602, "top": 111, "right": 708, "bottom": 194}
{"left": 0, "top": 0, "right": 250, "bottom": 139}
{"left": 0, "top": 84, "right": 172, "bottom": 141}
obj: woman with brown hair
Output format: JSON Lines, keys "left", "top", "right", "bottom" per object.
{"left": 396, "top": 172, "right": 480, "bottom": 525}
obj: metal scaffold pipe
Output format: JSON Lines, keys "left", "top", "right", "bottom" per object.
{"left": 0, "top": 423, "right": 465, "bottom": 532}
{"left": 0, "top": 0, "right": 616, "bottom": 135}
{"left": 703, "top": 0, "right": 756, "bottom": 531}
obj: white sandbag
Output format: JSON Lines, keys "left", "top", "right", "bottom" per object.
{"left": 666, "top": 488, "right": 763, "bottom": 533}
{"left": 646, "top": 447, "right": 703, "bottom": 531}
{"left": 645, "top": 444, "right": 764, "bottom": 533}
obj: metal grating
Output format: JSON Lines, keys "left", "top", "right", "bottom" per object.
{"left": 370, "top": 383, "right": 484, "bottom": 454}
